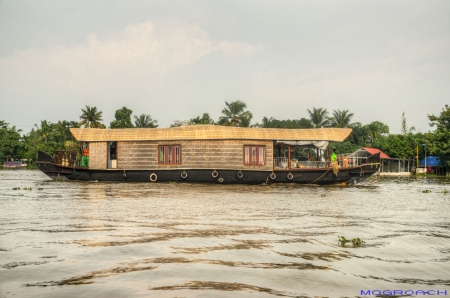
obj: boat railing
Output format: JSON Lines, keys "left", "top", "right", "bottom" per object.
{"left": 274, "top": 157, "right": 289, "bottom": 168}
{"left": 336, "top": 156, "right": 367, "bottom": 168}
{"left": 274, "top": 157, "right": 327, "bottom": 169}
{"left": 53, "top": 150, "right": 88, "bottom": 169}
{"left": 295, "top": 161, "right": 327, "bottom": 168}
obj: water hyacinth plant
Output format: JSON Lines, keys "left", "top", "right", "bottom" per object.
{"left": 338, "top": 236, "right": 365, "bottom": 247}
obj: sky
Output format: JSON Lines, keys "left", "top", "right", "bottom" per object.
{"left": 0, "top": 0, "right": 449, "bottom": 134}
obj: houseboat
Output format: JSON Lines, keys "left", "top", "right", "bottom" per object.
{"left": 36, "top": 125, "right": 380, "bottom": 184}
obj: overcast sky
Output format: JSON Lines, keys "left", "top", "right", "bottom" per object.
{"left": 1, "top": 0, "right": 449, "bottom": 133}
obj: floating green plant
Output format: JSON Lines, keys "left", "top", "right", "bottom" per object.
{"left": 321, "top": 194, "right": 326, "bottom": 197}
{"left": 338, "top": 236, "right": 365, "bottom": 247}
{"left": 12, "top": 187, "right": 20, "bottom": 190}
{"left": 23, "top": 187, "right": 33, "bottom": 191}
{"left": 443, "top": 189, "right": 448, "bottom": 195}
{"left": 38, "top": 188, "right": 43, "bottom": 190}
{"left": 352, "top": 238, "right": 364, "bottom": 247}
{"left": 422, "top": 190, "right": 431, "bottom": 193}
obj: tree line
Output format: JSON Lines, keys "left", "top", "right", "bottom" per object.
{"left": 1, "top": 102, "right": 449, "bottom": 167}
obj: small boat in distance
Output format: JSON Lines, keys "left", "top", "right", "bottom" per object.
{"left": 3, "top": 159, "right": 27, "bottom": 168}
{"left": 36, "top": 125, "right": 380, "bottom": 184}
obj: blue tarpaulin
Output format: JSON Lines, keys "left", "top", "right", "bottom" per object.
{"left": 419, "top": 156, "right": 440, "bottom": 167}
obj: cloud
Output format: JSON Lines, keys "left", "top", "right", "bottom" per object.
{"left": 216, "top": 41, "right": 264, "bottom": 57}
{"left": 0, "top": 21, "right": 263, "bottom": 90}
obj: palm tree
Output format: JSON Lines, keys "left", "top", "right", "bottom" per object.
{"left": 218, "top": 100, "right": 253, "bottom": 127}
{"left": 0, "top": 120, "right": 8, "bottom": 129}
{"left": 134, "top": 114, "right": 158, "bottom": 128}
{"left": 329, "top": 109, "right": 354, "bottom": 128}
{"left": 200, "top": 113, "right": 214, "bottom": 124}
{"left": 9, "top": 125, "right": 22, "bottom": 134}
{"left": 34, "top": 120, "right": 52, "bottom": 143}
{"left": 170, "top": 120, "right": 188, "bottom": 127}
{"left": 254, "top": 116, "right": 274, "bottom": 128}
{"left": 79, "top": 105, "right": 105, "bottom": 128}
{"left": 239, "top": 113, "right": 253, "bottom": 127}
{"left": 188, "top": 113, "right": 215, "bottom": 125}
{"left": 307, "top": 107, "right": 330, "bottom": 128}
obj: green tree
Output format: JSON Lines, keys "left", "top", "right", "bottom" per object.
{"left": 170, "top": 120, "right": 188, "bottom": 127}
{"left": 307, "top": 107, "right": 330, "bottom": 128}
{"left": 218, "top": 100, "right": 253, "bottom": 127}
{"left": 330, "top": 141, "right": 361, "bottom": 155}
{"left": 79, "top": 105, "right": 105, "bottom": 128}
{"left": 372, "top": 135, "right": 414, "bottom": 159}
{"left": 347, "top": 122, "right": 370, "bottom": 146}
{"left": 401, "top": 112, "right": 408, "bottom": 136}
{"left": 427, "top": 104, "right": 450, "bottom": 166}
{"left": 255, "top": 116, "right": 274, "bottom": 128}
{"left": 23, "top": 120, "right": 78, "bottom": 161}
{"left": 34, "top": 120, "right": 52, "bottom": 143}
{"left": 110, "top": 107, "right": 134, "bottom": 128}
{"left": 189, "top": 113, "right": 215, "bottom": 125}
{"left": 255, "top": 117, "right": 313, "bottom": 129}
{"left": 239, "top": 113, "right": 253, "bottom": 127}
{"left": 329, "top": 109, "right": 354, "bottom": 128}
{"left": 0, "top": 121, "right": 23, "bottom": 161}
{"left": 365, "top": 121, "right": 389, "bottom": 141}
{"left": 401, "top": 112, "right": 415, "bottom": 136}
{"left": 134, "top": 114, "right": 158, "bottom": 128}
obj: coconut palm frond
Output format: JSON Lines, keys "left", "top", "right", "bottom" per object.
{"left": 307, "top": 107, "right": 330, "bottom": 128}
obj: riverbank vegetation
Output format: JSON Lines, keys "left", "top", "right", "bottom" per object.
{"left": 1, "top": 103, "right": 449, "bottom": 167}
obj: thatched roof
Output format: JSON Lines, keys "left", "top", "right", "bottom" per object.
{"left": 69, "top": 125, "right": 352, "bottom": 142}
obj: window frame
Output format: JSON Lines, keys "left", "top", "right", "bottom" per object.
{"left": 158, "top": 145, "right": 182, "bottom": 165}
{"left": 243, "top": 145, "right": 266, "bottom": 166}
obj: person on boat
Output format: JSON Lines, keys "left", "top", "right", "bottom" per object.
{"left": 330, "top": 148, "right": 340, "bottom": 174}
{"left": 331, "top": 149, "right": 337, "bottom": 162}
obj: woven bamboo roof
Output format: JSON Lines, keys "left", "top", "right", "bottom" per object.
{"left": 69, "top": 125, "right": 352, "bottom": 142}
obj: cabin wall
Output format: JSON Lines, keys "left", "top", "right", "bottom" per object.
{"left": 89, "top": 142, "right": 107, "bottom": 169}
{"left": 117, "top": 140, "right": 273, "bottom": 171}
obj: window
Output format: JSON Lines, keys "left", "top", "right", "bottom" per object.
{"left": 159, "top": 145, "right": 181, "bottom": 164}
{"left": 244, "top": 146, "right": 265, "bottom": 165}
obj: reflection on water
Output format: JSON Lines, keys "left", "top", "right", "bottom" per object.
{"left": 0, "top": 170, "right": 449, "bottom": 297}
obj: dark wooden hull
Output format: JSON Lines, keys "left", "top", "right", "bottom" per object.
{"left": 37, "top": 165, "right": 379, "bottom": 185}
{"left": 36, "top": 151, "right": 380, "bottom": 185}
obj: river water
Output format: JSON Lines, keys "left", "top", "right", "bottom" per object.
{"left": 0, "top": 170, "right": 449, "bottom": 298}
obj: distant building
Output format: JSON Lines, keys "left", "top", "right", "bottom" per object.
{"left": 419, "top": 156, "right": 439, "bottom": 167}
{"left": 338, "top": 147, "right": 412, "bottom": 176}
{"left": 420, "top": 156, "right": 448, "bottom": 176}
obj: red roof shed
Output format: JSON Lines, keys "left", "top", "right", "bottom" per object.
{"left": 362, "top": 147, "right": 390, "bottom": 159}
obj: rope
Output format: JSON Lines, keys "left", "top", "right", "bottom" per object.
{"left": 308, "top": 164, "right": 366, "bottom": 185}
{"left": 308, "top": 161, "right": 345, "bottom": 184}
{"left": 73, "top": 160, "right": 78, "bottom": 174}
{"left": 308, "top": 168, "right": 333, "bottom": 184}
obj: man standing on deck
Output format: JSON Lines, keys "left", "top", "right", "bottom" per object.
{"left": 331, "top": 149, "right": 337, "bottom": 162}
